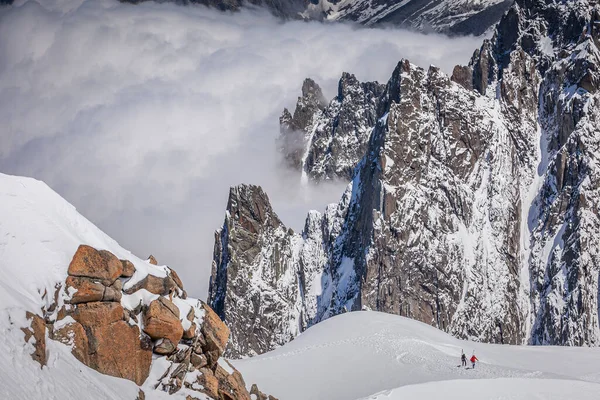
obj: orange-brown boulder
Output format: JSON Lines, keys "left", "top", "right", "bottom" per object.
{"left": 143, "top": 297, "right": 183, "bottom": 348}
{"left": 66, "top": 276, "right": 104, "bottom": 303}
{"left": 21, "top": 312, "right": 46, "bottom": 367}
{"left": 68, "top": 245, "right": 123, "bottom": 285}
{"left": 124, "top": 274, "right": 178, "bottom": 296}
{"left": 65, "top": 276, "right": 122, "bottom": 304}
{"left": 121, "top": 259, "right": 136, "bottom": 277}
{"left": 200, "top": 302, "right": 229, "bottom": 356}
{"left": 158, "top": 296, "right": 180, "bottom": 317}
{"left": 197, "top": 368, "right": 220, "bottom": 399}
{"left": 66, "top": 302, "right": 152, "bottom": 385}
{"left": 192, "top": 333, "right": 207, "bottom": 353}
{"left": 51, "top": 319, "right": 89, "bottom": 365}
{"left": 89, "top": 319, "right": 152, "bottom": 385}
{"left": 204, "top": 349, "right": 221, "bottom": 369}
{"left": 183, "top": 322, "right": 197, "bottom": 340}
{"left": 105, "top": 279, "right": 123, "bottom": 301}
{"left": 190, "top": 353, "right": 207, "bottom": 369}
{"left": 215, "top": 360, "right": 251, "bottom": 400}
{"left": 147, "top": 255, "right": 158, "bottom": 265}
{"left": 169, "top": 268, "right": 184, "bottom": 289}
{"left": 71, "top": 301, "right": 124, "bottom": 326}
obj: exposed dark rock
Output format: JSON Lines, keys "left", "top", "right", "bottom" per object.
{"left": 451, "top": 65, "right": 474, "bottom": 91}
{"left": 209, "top": 184, "right": 298, "bottom": 357}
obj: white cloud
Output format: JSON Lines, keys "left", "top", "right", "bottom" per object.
{"left": 0, "top": 0, "right": 483, "bottom": 297}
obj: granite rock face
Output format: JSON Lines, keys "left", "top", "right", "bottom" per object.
{"left": 27, "top": 246, "right": 273, "bottom": 399}
{"left": 210, "top": 0, "right": 600, "bottom": 357}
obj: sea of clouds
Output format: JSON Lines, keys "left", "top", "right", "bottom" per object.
{"left": 0, "top": 0, "right": 484, "bottom": 297}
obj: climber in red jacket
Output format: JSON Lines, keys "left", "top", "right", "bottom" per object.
{"left": 470, "top": 354, "right": 479, "bottom": 369}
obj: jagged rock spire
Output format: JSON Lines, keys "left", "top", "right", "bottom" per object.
{"left": 279, "top": 72, "right": 385, "bottom": 181}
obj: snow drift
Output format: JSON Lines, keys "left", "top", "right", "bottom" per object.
{"left": 234, "top": 311, "right": 600, "bottom": 400}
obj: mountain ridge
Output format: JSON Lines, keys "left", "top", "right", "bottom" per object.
{"left": 116, "top": 0, "right": 514, "bottom": 35}
{"left": 209, "top": 0, "right": 600, "bottom": 357}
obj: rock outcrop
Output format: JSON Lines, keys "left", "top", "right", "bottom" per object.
{"left": 21, "top": 312, "right": 47, "bottom": 367}
{"left": 67, "top": 244, "right": 123, "bottom": 285}
{"left": 210, "top": 0, "right": 600, "bottom": 357}
{"left": 280, "top": 74, "right": 385, "bottom": 182}
{"left": 25, "top": 245, "right": 272, "bottom": 400}
{"left": 324, "top": 0, "right": 513, "bottom": 35}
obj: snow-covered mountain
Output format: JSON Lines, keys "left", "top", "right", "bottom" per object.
{"left": 115, "top": 0, "right": 512, "bottom": 35}
{"left": 313, "top": 0, "right": 513, "bottom": 35}
{"left": 209, "top": 0, "right": 600, "bottom": 358}
{"left": 0, "top": 172, "right": 271, "bottom": 400}
{"left": 233, "top": 311, "right": 600, "bottom": 400}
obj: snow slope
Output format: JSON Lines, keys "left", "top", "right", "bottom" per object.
{"left": 233, "top": 311, "right": 600, "bottom": 400}
{"left": 0, "top": 173, "right": 171, "bottom": 312}
{"left": 0, "top": 172, "right": 201, "bottom": 399}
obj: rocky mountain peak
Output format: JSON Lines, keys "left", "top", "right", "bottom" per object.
{"left": 279, "top": 71, "right": 385, "bottom": 182}
{"left": 302, "top": 77, "right": 327, "bottom": 105}
{"left": 226, "top": 184, "right": 283, "bottom": 233}
{"left": 279, "top": 79, "right": 327, "bottom": 170}
{"left": 209, "top": 184, "right": 305, "bottom": 357}
{"left": 468, "top": 0, "right": 599, "bottom": 95}
{"left": 282, "top": 78, "right": 327, "bottom": 134}
{"left": 337, "top": 72, "right": 360, "bottom": 98}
